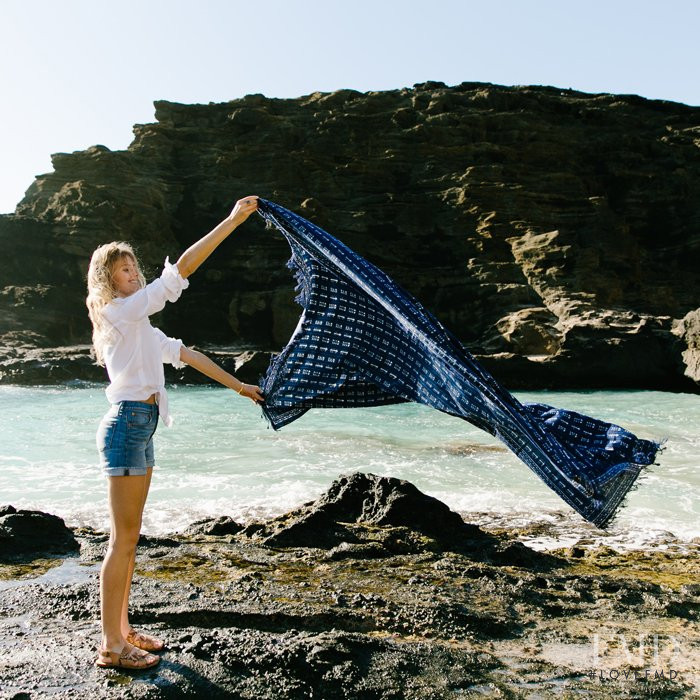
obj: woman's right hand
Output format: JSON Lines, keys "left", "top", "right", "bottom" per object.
{"left": 228, "top": 196, "right": 259, "bottom": 226}
{"left": 238, "top": 383, "right": 264, "bottom": 404}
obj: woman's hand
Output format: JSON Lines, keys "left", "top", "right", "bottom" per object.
{"left": 238, "top": 383, "right": 264, "bottom": 404}
{"left": 228, "top": 196, "right": 259, "bottom": 226}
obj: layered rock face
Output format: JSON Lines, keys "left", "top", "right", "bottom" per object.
{"left": 1, "top": 81, "right": 699, "bottom": 390}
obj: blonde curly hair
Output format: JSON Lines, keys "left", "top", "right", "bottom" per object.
{"left": 86, "top": 242, "right": 146, "bottom": 365}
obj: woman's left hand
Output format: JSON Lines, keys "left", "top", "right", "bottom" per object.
{"left": 228, "top": 196, "right": 259, "bottom": 226}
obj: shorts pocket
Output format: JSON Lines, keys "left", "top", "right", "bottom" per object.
{"left": 126, "top": 408, "right": 154, "bottom": 428}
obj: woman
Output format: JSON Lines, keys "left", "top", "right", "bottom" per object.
{"left": 86, "top": 195, "right": 263, "bottom": 670}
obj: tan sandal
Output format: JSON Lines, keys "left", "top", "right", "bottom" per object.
{"left": 126, "top": 626, "right": 165, "bottom": 652}
{"left": 96, "top": 641, "right": 160, "bottom": 670}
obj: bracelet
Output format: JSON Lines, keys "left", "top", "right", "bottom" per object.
{"left": 237, "top": 384, "right": 244, "bottom": 395}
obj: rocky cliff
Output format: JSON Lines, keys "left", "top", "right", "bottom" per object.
{"left": 1, "top": 81, "right": 699, "bottom": 391}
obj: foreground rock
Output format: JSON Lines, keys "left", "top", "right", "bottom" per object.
{"left": 1, "top": 82, "right": 699, "bottom": 392}
{"left": 0, "top": 474, "right": 697, "bottom": 698}
{"left": 0, "top": 505, "right": 79, "bottom": 560}
{"left": 240, "top": 472, "right": 554, "bottom": 570}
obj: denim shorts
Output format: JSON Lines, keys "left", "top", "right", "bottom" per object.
{"left": 96, "top": 401, "right": 159, "bottom": 477}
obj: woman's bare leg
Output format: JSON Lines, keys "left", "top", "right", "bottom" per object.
{"left": 120, "top": 466, "right": 153, "bottom": 636}
{"left": 120, "top": 549, "right": 138, "bottom": 636}
{"left": 100, "top": 473, "right": 148, "bottom": 651}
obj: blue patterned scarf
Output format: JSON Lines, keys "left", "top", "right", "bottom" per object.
{"left": 255, "top": 199, "right": 667, "bottom": 528}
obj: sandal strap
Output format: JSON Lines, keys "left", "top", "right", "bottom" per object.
{"left": 97, "top": 643, "right": 157, "bottom": 670}
{"left": 122, "top": 644, "right": 154, "bottom": 663}
{"left": 127, "top": 627, "right": 164, "bottom": 648}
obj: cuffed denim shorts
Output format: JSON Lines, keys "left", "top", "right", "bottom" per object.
{"left": 96, "top": 401, "right": 159, "bottom": 477}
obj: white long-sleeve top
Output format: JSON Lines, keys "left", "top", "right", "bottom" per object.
{"left": 101, "top": 257, "right": 189, "bottom": 427}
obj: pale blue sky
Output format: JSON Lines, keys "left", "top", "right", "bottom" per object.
{"left": 1, "top": 0, "right": 698, "bottom": 213}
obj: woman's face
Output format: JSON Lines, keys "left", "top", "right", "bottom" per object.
{"left": 111, "top": 255, "right": 140, "bottom": 297}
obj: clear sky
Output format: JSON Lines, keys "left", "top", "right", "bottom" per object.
{"left": 1, "top": 0, "right": 698, "bottom": 213}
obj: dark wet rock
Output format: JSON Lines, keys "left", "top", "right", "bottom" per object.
{"left": 488, "top": 540, "right": 551, "bottom": 568}
{"left": 0, "top": 506, "right": 79, "bottom": 560}
{"left": 1, "top": 83, "right": 699, "bottom": 394}
{"left": 182, "top": 516, "right": 244, "bottom": 537}
{"left": 240, "top": 471, "right": 485, "bottom": 548}
{"left": 137, "top": 533, "right": 181, "bottom": 548}
{"left": 239, "top": 472, "right": 562, "bottom": 573}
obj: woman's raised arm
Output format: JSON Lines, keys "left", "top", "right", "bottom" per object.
{"left": 176, "top": 196, "right": 259, "bottom": 279}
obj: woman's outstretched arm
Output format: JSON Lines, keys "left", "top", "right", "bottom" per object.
{"left": 176, "top": 196, "right": 259, "bottom": 279}
{"left": 179, "top": 345, "right": 264, "bottom": 404}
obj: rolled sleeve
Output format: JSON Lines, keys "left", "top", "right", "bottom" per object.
{"left": 104, "top": 257, "right": 190, "bottom": 323}
{"left": 152, "top": 327, "right": 186, "bottom": 368}
{"left": 160, "top": 256, "right": 190, "bottom": 301}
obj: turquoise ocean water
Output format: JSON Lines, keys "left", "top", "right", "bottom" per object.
{"left": 0, "top": 385, "right": 697, "bottom": 552}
